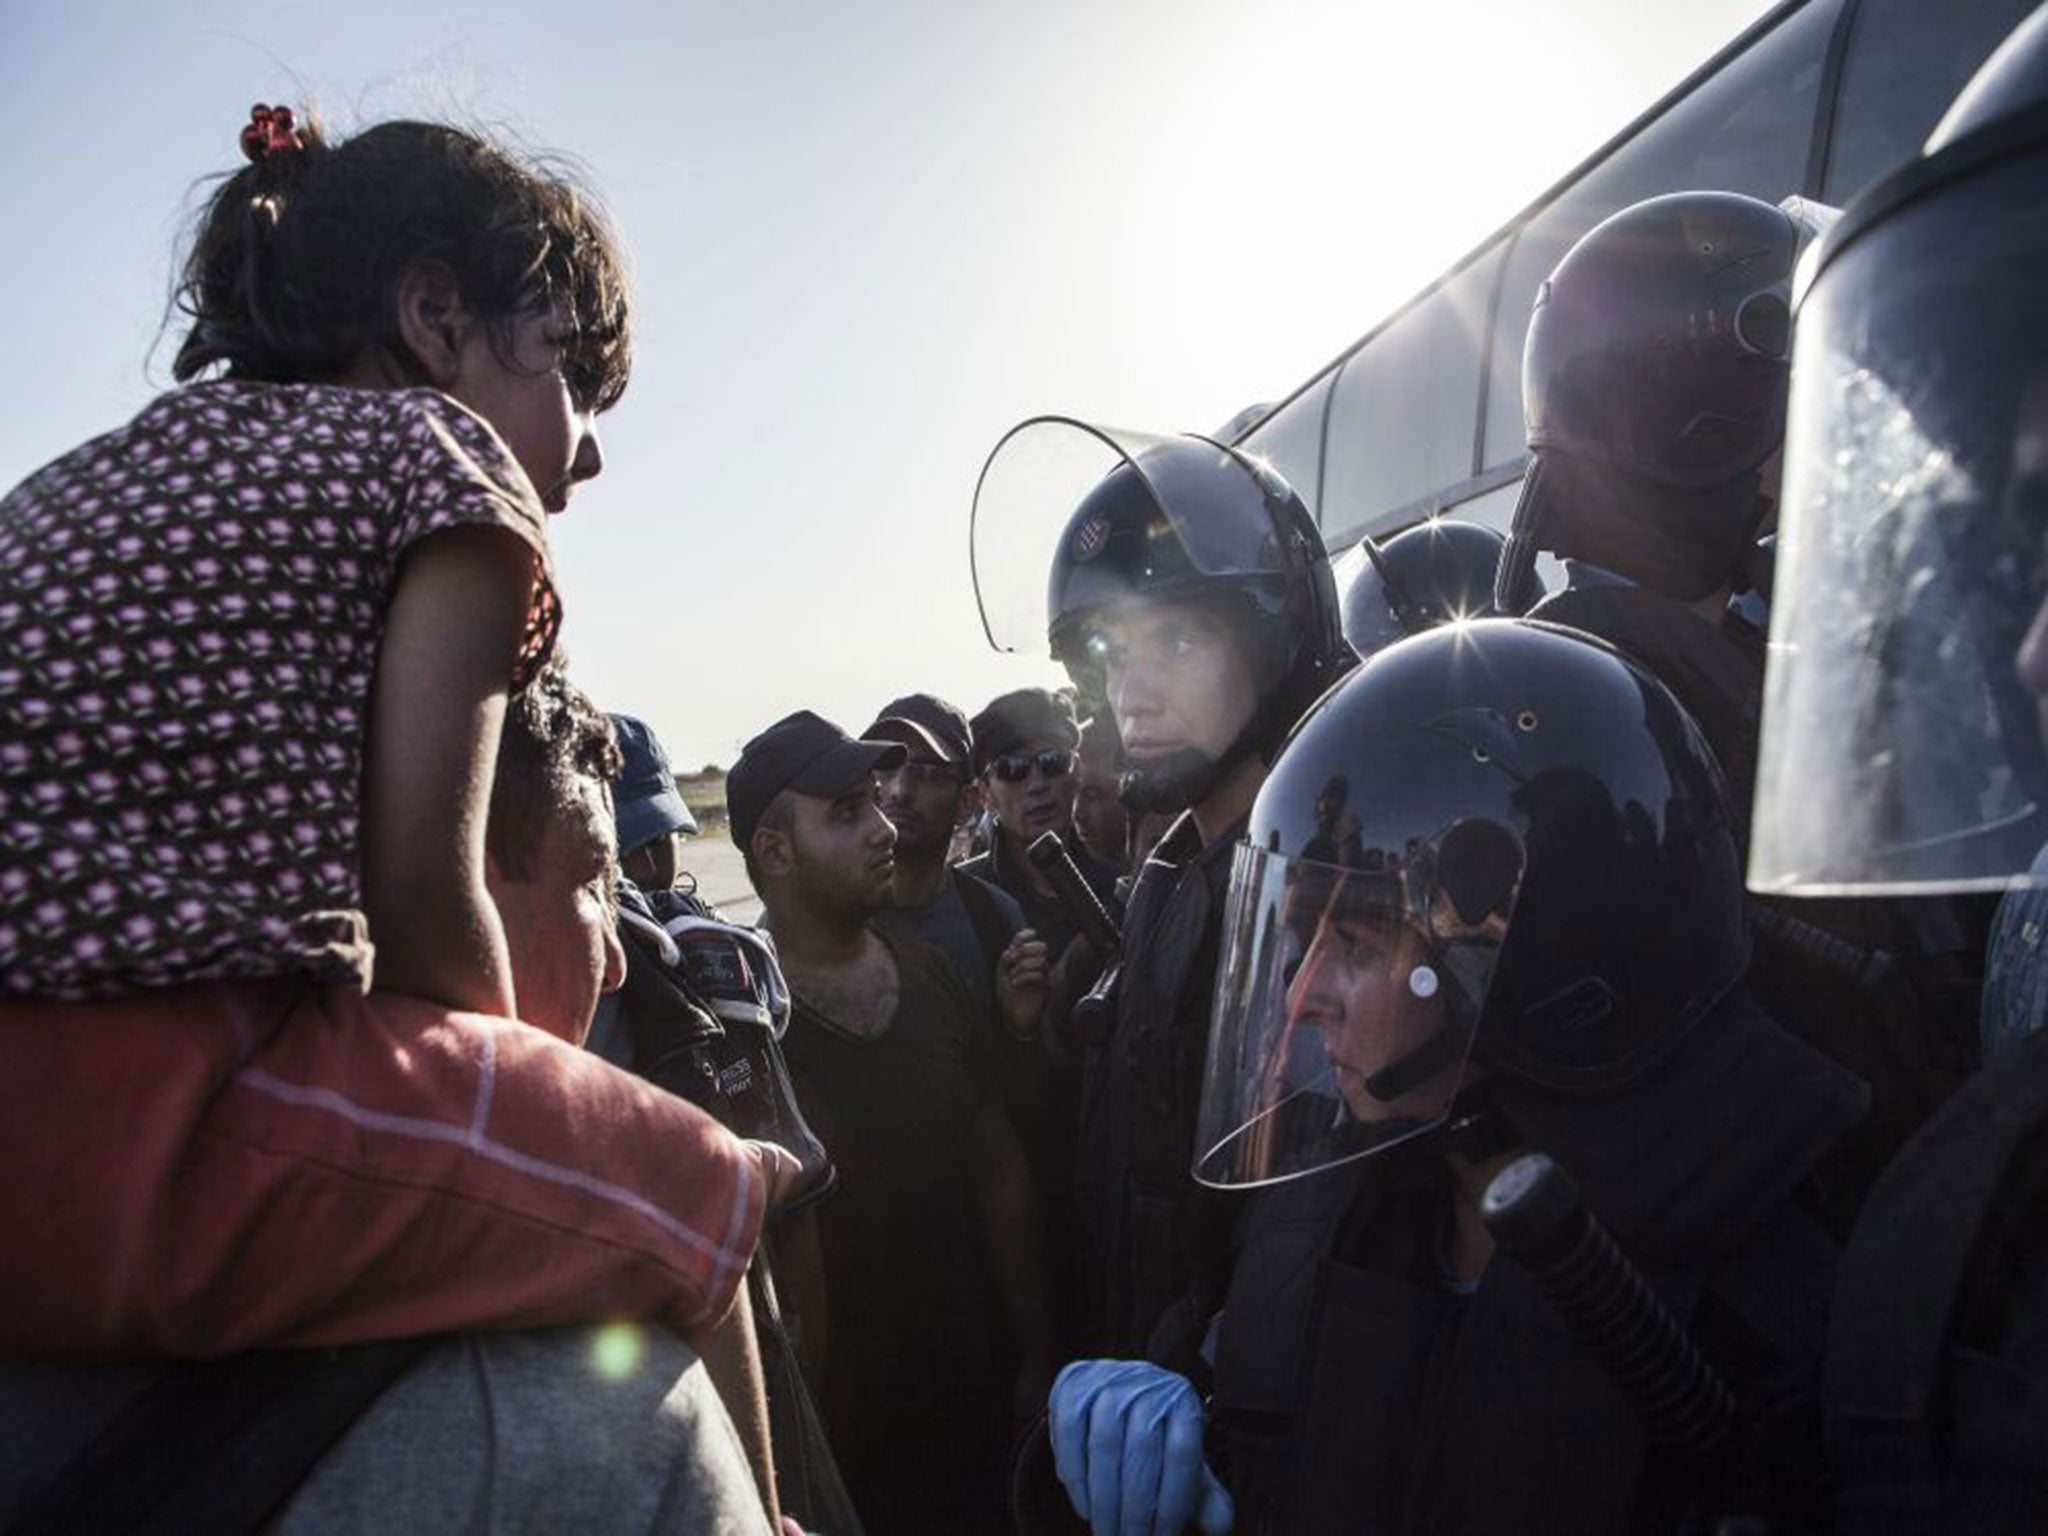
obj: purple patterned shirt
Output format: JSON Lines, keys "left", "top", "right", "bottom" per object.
{"left": 0, "top": 382, "right": 559, "bottom": 998}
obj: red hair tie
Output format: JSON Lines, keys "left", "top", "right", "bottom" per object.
{"left": 240, "top": 103, "right": 304, "bottom": 163}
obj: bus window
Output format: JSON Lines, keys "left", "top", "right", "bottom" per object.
{"left": 1329, "top": 477, "right": 1568, "bottom": 599}
{"left": 1444, "top": 476, "right": 1521, "bottom": 537}
{"left": 1239, "top": 373, "right": 1333, "bottom": 524}
{"left": 1319, "top": 246, "right": 1503, "bottom": 536}
{"left": 1820, "top": 0, "right": 2038, "bottom": 202}
{"left": 1479, "top": 0, "right": 1839, "bottom": 469}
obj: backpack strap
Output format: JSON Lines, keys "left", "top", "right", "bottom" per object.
{"left": 11, "top": 1341, "right": 429, "bottom": 1535}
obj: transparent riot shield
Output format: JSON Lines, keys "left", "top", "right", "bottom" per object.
{"left": 1751, "top": 153, "right": 2048, "bottom": 894}
{"left": 970, "top": 415, "right": 1309, "bottom": 659}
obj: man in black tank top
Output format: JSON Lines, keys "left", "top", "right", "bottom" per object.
{"left": 730, "top": 709, "right": 1054, "bottom": 1533}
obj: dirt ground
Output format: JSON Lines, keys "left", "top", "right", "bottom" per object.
{"left": 677, "top": 830, "right": 763, "bottom": 926}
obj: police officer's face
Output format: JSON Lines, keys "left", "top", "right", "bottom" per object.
{"left": 1095, "top": 600, "right": 1258, "bottom": 772}
{"left": 1286, "top": 910, "right": 1452, "bottom": 1124}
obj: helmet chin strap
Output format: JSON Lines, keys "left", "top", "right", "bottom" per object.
{"left": 1496, "top": 456, "right": 1551, "bottom": 615}
{"left": 1118, "top": 745, "right": 1223, "bottom": 816}
{"left": 1363, "top": 1018, "right": 1462, "bottom": 1104}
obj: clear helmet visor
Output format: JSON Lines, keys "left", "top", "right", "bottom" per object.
{"left": 970, "top": 414, "right": 1303, "bottom": 657}
{"left": 1751, "top": 147, "right": 2048, "bottom": 894}
{"left": 1194, "top": 829, "right": 1523, "bottom": 1188}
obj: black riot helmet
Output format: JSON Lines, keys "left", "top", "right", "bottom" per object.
{"left": 971, "top": 416, "right": 1355, "bottom": 815}
{"left": 1753, "top": 3, "right": 2048, "bottom": 896}
{"left": 1339, "top": 518, "right": 1540, "bottom": 655}
{"left": 1195, "top": 619, "right": 1751, "bottom": 1187}
{"left": 1496, "top": 192, "right": 1832, "bottom": 611}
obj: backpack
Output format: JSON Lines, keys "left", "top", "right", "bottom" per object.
{"left": 614, "top": 894, "right": 835, "bottom": 1211}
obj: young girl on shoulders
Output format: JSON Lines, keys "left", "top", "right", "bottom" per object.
{"left": 0, "top": 107, "right": 779, "bottom": 1369}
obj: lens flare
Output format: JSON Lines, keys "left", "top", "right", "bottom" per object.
{"left": 590, "top": 1320, "right": 646, "bottom": 1381}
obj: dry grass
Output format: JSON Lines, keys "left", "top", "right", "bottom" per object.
{"left": 675, "top": 771, "right": 728, "bottom": 827}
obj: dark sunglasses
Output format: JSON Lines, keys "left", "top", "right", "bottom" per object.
{"left": 989, "top": 748, "right": 1076, "bottom": 783}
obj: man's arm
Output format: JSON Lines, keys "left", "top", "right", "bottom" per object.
{"left": 768, "top": 1078, "right": 837, "bottom": 1394}
{"left": 691, "top": 1279, "right": 783, "bottom": 1531}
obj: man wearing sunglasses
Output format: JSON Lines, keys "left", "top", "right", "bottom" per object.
{"left": 958, "top": 688, "right": 1122, "bottom": 964}
{"left": 865, "top": 692, "right": 1051, "bottom": 1043}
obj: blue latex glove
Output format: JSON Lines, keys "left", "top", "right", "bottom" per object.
{"left": 1048, "top": 1359, "right": 1235, "bottom": 1536}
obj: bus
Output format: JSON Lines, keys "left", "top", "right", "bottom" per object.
{"left": 1233, "top": 0, "right": 2039, "bottom": 552}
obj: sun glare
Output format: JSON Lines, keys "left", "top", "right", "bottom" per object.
{"left": 589, "top": 1320, "right": 647, "bottom": 1382}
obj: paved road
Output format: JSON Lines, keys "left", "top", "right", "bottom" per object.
{"left": 678, "top": 830, "right": 763, "bottom": 926}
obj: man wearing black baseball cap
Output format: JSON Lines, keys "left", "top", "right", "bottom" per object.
{"left": 732, "top": 708, "right": 1051, "bottom": 1529}
{"left": 728, "top": 710, "right": 907, "bottom": 874}
{"left": 865, "top": 694, "right": 1044, "bottom": 1040}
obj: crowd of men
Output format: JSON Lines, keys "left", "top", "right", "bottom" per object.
{"left": 719, "top": 16, "right": 2048, "bottom": 1526}
{"left": 15, "top": 6, "right": 2048, "bottom": 1532}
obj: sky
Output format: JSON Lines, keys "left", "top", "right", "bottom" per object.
{"left": 2, "top": 0, "right": 1777, "bottom": 771}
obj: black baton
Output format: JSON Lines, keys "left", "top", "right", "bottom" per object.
{"left": 1027, "top": 830, "right": 1122, "bottom": 962}
{"left": 1482, "top": 1152, "right": 1736, "bottom": 1461}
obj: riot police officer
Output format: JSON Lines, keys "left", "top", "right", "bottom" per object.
{"left": 1749, "top": 5, "right": 2048, "bottom": 1522}
{"left": 1054, "top": 621, "right": 1865, "bottom": 1535}
{"left": 1498, "top": 187, "right": 1987, "bottom": 1223}
{"left": 1339, "top": 517, "right": 1538, "bottom": 657}
{"left": 1494, "top": 188, "right": 1818, "bottom": 832}
{"left": 972, "top": 418, "right": 1356, "bottom": 1359}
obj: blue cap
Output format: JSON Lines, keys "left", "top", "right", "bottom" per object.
{"left": 609, "top": 713, "right": 697, "bottom": 854}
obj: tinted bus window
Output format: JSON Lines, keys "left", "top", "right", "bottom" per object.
{"left": 1479, "top": 0, "right": 1838, "bottom": 468}
{"left": 1821, "top": 0, "right": 2038, "bottom": 202}
{"left": 1327, "top": 478, "right": 1567, "bottom": 597}
{"left": 1319, "top": 246, "right": 1504, "bottom": 535}
{"left": 1444, "top": 476, "right": 1521, "bottom": 537}
{"left": 1240, "top": 373, "right": 1332, "bottom": 524}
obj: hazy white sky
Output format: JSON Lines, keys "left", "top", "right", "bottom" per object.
{"left": 3, "top": 0, "right": 1774, "bottom": 770}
